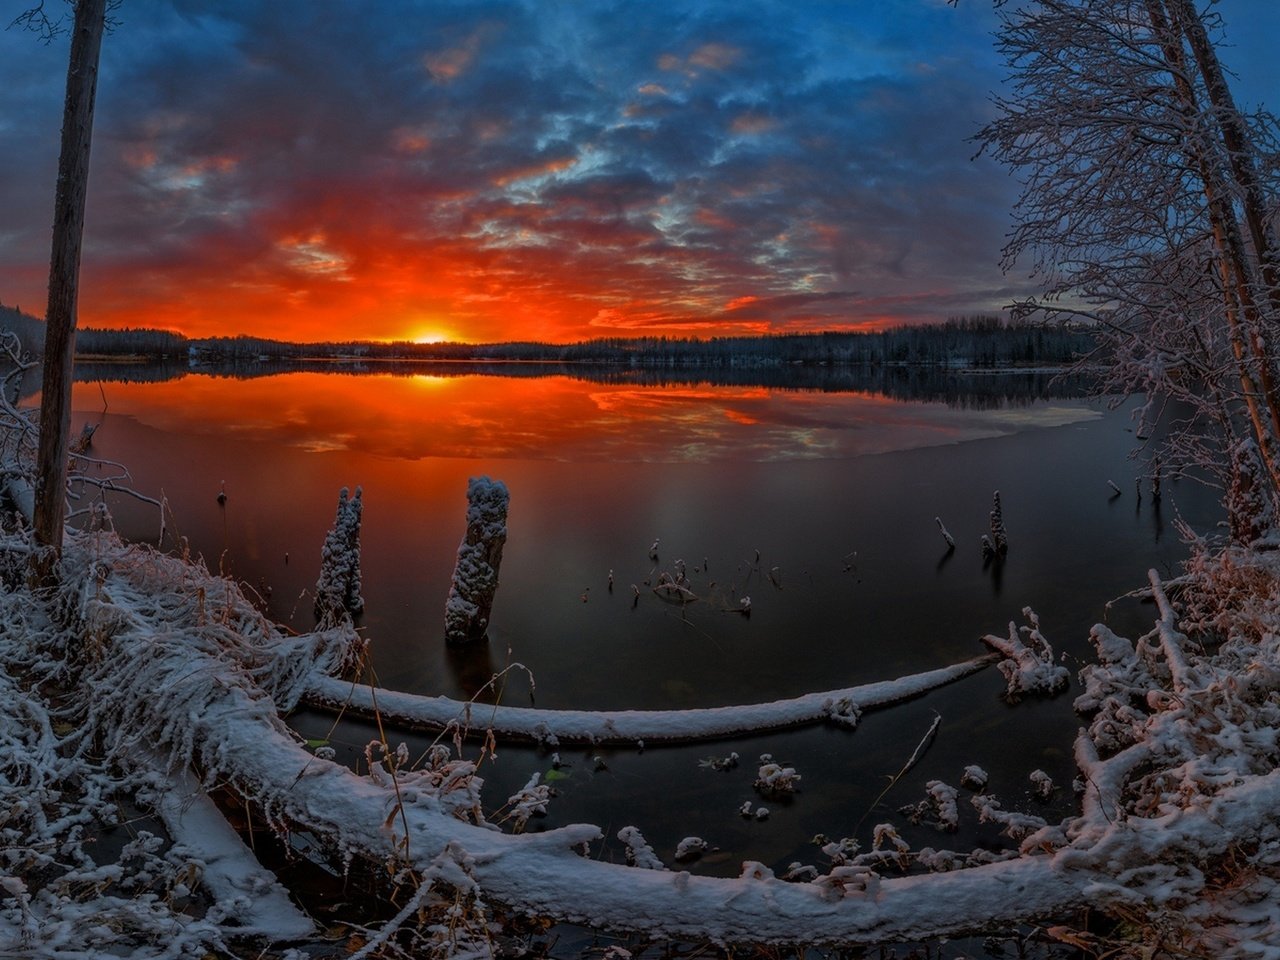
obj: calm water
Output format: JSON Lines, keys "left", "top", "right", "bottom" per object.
{"left": 65, "top": 367, "right": 1218, "bottom": 875}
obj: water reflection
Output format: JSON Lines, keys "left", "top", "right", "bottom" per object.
{"left": 60, "top": 370, "right": 1100, "bottom": 464}
{"left": 60, "top": 366, "right": 1222, "bottom": 879}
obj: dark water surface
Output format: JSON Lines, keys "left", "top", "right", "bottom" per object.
{"left": 67, "top": 369, "right": 1219, "bottom": 875}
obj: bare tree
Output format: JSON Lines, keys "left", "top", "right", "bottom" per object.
{"left": 24, "top": 0, "right": 107, "bottom": 574}
{"left": 976, "top": 0, "right": 1280, "bottom": 537}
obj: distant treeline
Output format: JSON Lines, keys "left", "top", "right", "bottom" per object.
{"left": 13, "top": 356, "right": 1094, "bottom": 411}
{"left": 0, "top": 304, "right": 1096, "bottom": 368}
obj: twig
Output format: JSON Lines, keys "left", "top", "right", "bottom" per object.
{"left": 855, "top": 713, "right": 942, "bottom": 833}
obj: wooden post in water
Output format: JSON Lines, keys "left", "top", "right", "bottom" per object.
{"left": 445, "top": 477, "right": 509, "bottom": 644}
{"left": 33, "top": 0, "right": 107, "bottom": 575}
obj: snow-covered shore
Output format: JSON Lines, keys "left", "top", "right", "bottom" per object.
{"left": 5, "top": 511, "right": 1280, "bottom": 956}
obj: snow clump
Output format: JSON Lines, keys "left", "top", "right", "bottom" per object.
{"left": 982, "top": 607, "right": 1069, "bottom": 700}
{"left": 617, "top": 826, "right": 666, "bottom": 870}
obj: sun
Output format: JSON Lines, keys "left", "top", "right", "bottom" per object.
{"left": 410, "top": 329, "right": 450, "bottom": 344}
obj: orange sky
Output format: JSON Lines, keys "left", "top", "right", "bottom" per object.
{"left": 1, "top": 3, "right": 1044, "bottom": 344}
{"left": 7, "top": 2, "right": 1273, "bottom": 344}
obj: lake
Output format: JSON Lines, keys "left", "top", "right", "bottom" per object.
{"left": 61, "top": 365, "right": 1218, "bottom": 880}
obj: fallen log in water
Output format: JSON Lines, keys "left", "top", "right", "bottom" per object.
{"left": 304, "top": 654, "right": 999, "bottom": 745}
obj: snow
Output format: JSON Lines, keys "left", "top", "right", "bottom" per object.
{"left": 981, "top": 607, "right": 1069, "bottom": 700}
{"left": 754, "top": 759, "right": 800, "bottom": 794}
{"left": 960, "top": 764, "right": 989, "bottom": 791}
{"left": 618, "top": 827, "right": 666, "bottom": 870}
{"left": 145, "top": 755, "right": 314, "bottom": 939}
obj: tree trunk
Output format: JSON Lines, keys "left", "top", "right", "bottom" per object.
{"left": 32, "top": 0, "right": 106, "bottom": 575}
{"left": 1167, "top": 0, "right": 1280, "bottom": 316}
{"left": 1143, "top": 0, "right": 1280, "bottom": 507}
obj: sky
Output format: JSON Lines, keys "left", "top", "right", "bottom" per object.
{"left": 1, "top": 0, "right": 1277, "bottom": 344}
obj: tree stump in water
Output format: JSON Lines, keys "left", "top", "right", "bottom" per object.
{"left": 445, "top": 477, "right": 509, "bottom": 645}
{"left": 315, "top": 486, "right": 364, "bottom": 625}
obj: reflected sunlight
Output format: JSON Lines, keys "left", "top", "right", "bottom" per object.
{"left": 70, "top": 372, "right": 1100, "bottom": 465}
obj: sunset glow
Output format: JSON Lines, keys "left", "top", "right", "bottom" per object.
{"left": 1, "top": 2, "right": 1276, "bottom": 343}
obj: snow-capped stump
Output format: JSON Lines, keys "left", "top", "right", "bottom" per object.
{"left": 1030, "top": 769, "right": 1054, "bottom": 800}
{"left": 981, "top": 607, "right": 1069, "bottom": 701}
{"left": 738, "top": 800, "right": 754, "bottom": 818}
{"left": 674, "top": 837, "right": 709, "bottom": 861}
{"left": 961, "top": 764, "right": 989, "bottom": 791}
{"left": 617, "top": 826, "right": 665, "bottom": 870}
{"left": 935, "top": 516, "right": 956, "bottom": 549}
{"left": 504, "top": 773, "right": 552, "bottom": 833}
{"left": 754, "top": 759, "right": 800, "bottom": 794}
{"left": 754, "top": 806, "right": 770, "bottom": 821}
{"left": 444, "top": 477, "right": 509, "bottom": 645}
{"left": 314, "top": 486, "right": 364, "bottom": 626}
{"left": 989, "top": 490, "right": 1009, "bottom": 556}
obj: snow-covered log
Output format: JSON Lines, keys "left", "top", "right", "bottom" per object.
{"left": 445, "top": 476, "right": 509, "bottom": 645}
{"left": 305, "top": 654, "right": 999, "bottom": 745}
{"left": 314, "top": 485, "right": 364, "bottom": 625}
{"left": 144, "top": 755, "right": 315, "bottom": 939}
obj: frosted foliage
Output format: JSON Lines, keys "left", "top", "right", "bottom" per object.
{"left": 617, "top": 826, "right": 665, "bottom": 870}
{"left": 445, "top": 477, "right": 509, "bottom": 645}
{"left": 504, "top": 773, "right": 551, "bottom": 833}
{"left": 314, "top": 486, "right": 364, "bottom": 625}
{"left": 0, "top": 529, "right": 359, "bottom": 956}
{"left": 754, "top": 759, "right": 800, "bottom": 794}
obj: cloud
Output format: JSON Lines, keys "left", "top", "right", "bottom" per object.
{"left": 0, "top": 0, "right": 1027, "bottom": 341}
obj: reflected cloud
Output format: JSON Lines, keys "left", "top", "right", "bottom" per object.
{"left": 72, "top": 373, "right": 1100, "bottom": 465}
